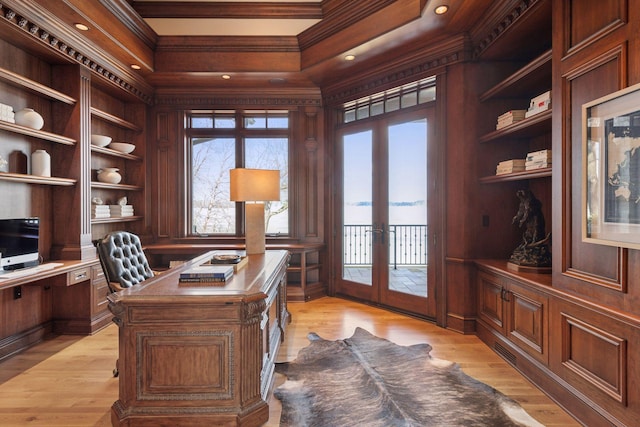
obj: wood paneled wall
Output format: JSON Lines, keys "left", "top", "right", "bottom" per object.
{"left": 148, "top": 92, "right": 324, "bottom": 246}
{"left": 549, "top": 0, "right": 640, "bottom": 425}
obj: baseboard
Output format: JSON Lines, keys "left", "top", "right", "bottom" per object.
{"left": 0, "top": 321, "right": 53, "bottom": 362}
{"left": 53, "top": 311, "right": 113, "bottom": 335}
{"left": 446, "top": 312, "right": 476, "bottom": 334}
{"left": 476, "top": 320, "right": 622, "bottom": 427}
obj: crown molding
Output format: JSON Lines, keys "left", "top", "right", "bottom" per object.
{"left": 322, "top": 34, "right": 469, "bottom": 106}
{"left": 154, "top": 87, "right": 322, "bottom": 108}
{"left": 156, "top": 35, "right": 300, "bottom": 53}
{"left": 132, "top": 1, "right": 323, "bottom": 19}
{"left": 0, "top": 1, "right": 154, "bottom": 103}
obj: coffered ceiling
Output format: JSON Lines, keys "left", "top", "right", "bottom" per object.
{"left": 131, "top": 0, "right": 323, "bottom": 36}
{"left": 128, "top": 0, "right": 507, "bottom": 92}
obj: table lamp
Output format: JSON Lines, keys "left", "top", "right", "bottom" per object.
{"left": 230, "top": 168, "right": 280, "bottom": 254}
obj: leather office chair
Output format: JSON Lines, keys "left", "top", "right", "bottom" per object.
{"left": 94, "top": 230, "right": 155, "bottom": 293}
{"left": 93, "top": 231, "right": 155, "bottom": 377}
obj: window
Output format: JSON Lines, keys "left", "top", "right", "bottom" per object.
{"left": 342, "top": 77, "right": 436, "bottom": 123}
{"left": 187, "top": 110, "right": 289, "bottom": 236}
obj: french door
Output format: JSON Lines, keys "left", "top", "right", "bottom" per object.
{"left": 335, "top": 108, "right": 437, "bottom": 318}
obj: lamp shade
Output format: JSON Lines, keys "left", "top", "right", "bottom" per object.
{"left": 229, "top": 168, "right": 280, "bottom": 202}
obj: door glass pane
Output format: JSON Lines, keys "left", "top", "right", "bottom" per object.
{"left": 388, "top": 119, "right": 428, "bottom": 296}
{"left": 342, "top": 130, "right": 373, "bottom": 286}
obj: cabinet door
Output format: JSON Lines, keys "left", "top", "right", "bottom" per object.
{"left": 477, "top": 271, "right": 506, "bottom": 335}
{"left": 506, "top": 283, "right": 548, "bottom": 365}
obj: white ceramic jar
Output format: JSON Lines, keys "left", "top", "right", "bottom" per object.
{"left": 31, "top": 149, "right": 51, "bottom": 177}
{"left": 97, "top": 167, "right": 122, "bottom": 184}
{"left": 15, "top": 108, "right": 44, "bottom": 130}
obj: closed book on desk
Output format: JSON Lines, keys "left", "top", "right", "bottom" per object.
{"left": 179, "top": 265, "right": 234, "bottom": 280}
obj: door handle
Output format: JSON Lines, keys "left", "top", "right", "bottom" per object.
{"left": 368, "top": 223, "right": 385, "bottom": 244}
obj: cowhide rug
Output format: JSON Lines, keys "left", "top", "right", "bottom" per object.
{"left": 274, "top": 327, "right": 544, "bottom": 427}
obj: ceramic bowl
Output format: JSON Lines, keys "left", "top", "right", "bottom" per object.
{"left": 108, "top": 142, "right": 135, "bottom": 154}
{"left": 91, "top": 134, "right": 112, "bottom": 147}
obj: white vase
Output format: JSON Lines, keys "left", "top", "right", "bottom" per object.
{"left": 15, "top": 108, "right": 44, "bottom": 130}
{"left": 97, "top": 167, "right": 122, "bottom": 184}
{"left": 31, "top": 149, "right": 51, "bottom": 177}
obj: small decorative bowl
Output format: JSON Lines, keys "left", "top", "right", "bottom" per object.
{"left": 91, "top": 134, "right": 112, "bottom": 147}
{"left": 108, "top": 142, "right": 135, "bottom": 154}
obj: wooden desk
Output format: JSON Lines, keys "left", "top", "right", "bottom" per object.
{"left": 108, "top": 250, "right": 290, "bottom": 427}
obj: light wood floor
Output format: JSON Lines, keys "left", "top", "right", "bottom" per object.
{"left": 0, "top": 297, "right": 579, "bottom": 426}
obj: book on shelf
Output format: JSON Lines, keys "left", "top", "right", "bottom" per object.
{"left": 109, "top": 205, "right": 134, "bottom": 217}
{"left": 529, "top": 90, "right": 551, "bottom": 109}
{"left": 525, "top": 160, "right": 551, "bottom": 170}
{"left": 91, "top": 205, "right": 110, "bottom": 218}
{"left": 498, "top": 110, "right": 527, "bottom": 119}
{"left": 496, "top": 166, "right": 526, "bottom": 175}
{"left": 525, "top": 90, "right": 551, "bottom": 118}
{"left": 179, "top": 264, "right": 234, "bottom": 281}
{"left": 496, "top": 110, "right": 527, "bottom": 129}
{"left": 496, "top": 158, "right": 526, "bottom": 175}
{"left": 526, "top": 148, "right": 551, "bottom": 158}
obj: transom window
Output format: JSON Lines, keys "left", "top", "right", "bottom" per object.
{"left": 341, "top": 77, "right": 436, "bottom": 123}
{"left": 187, "top": 110, "right": 289, "bottom": 236}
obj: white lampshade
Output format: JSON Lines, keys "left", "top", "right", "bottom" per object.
{"left": 229, "top": 168, "right": 280, "bottom": 201}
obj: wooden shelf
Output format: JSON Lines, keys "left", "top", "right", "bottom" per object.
{"left": 0, "top": 120, "right": 76, "bottom": 145}
{"left": 91, "top": 181, "right": 143, "bottom": 191}
{"left": 480, "top": 167, "right": 552, "bottom": 183}
{"left": 90, "top": 107, "right": 142, "bottom": 132}
{"left": 480, "top": 50, "right": 552, "bottom": 102}
{"left": 479, "top": 109, "right": 551, "bottom": 143}
{"left": 91, "top": 145, "right": 142, "bottom": 161}
{"left": 91, "top": 215, "right": 143, "bottom": 224}
{"left": 0, "top": 67, "right": 76, "bottom": 104}
{"left": 0, "top": 172, "right": 76, "bottom": 186}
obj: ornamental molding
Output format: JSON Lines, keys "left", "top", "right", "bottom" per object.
{"left": 471, "top": 0, "right": 541, "bottom": 59}
{"left": 155, "top": 94, "right": 322, "bottom": 108}
{"left": 0, "top": 3, "right": 153, "bottom": 104}
{"left": 323, "top": 51, "right": 462, "bottom": 106}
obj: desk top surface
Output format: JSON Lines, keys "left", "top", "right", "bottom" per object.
{"left": 108, "top": 250, "right": 289, "bottom": 303}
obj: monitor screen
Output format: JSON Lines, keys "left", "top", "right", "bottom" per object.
{"left": 0, "top": 218, "right": 40, "bottom": 270}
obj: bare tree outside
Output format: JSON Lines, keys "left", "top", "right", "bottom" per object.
{"left": 189, "top": 111, "right": 289, "bottom": 236}
{"left": 192, "top": 137, "right": 236, "bottom": 234}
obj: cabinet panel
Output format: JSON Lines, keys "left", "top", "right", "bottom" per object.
{"left": 550, "top": 299, "right": 639, "bottom": 425}
{"left": 507, "top": 286, "right": 547, "bottom": 364}
{"left": 477, "top": 272, "right": 506, "bottom": 334}
{"left": 476, "top": 264, "right": 548, "bottom": 365}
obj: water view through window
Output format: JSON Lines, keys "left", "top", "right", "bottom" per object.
{"left": 342, "top": 119, "right": 428, "bottom": 297}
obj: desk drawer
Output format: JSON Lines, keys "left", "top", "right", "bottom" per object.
{"left": 67, "top": 267, "right": 90, "bottom": 285}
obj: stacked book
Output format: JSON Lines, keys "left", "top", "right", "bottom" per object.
{"left": 496, "top": 159, "right": 526, "bottom": 175}
{"left": 525, "top": 90, "right": 551, "bottom": 118}
{"left": 496, "top": 110, "right": 526, "bottom": 130}
{"left": 109, "top": 204, "right": 134, "bottom": 217}
{"left": 179, "top": 265, "right": 234, "bottom": 284}
{"left": 525, "top": 149, "right": 552, "bottom": 170}
{"left": 0, "top": 103, "right": 15, "bottom": 123}
{"left": 91, "top": 204, "right": 110, "bottom": 219}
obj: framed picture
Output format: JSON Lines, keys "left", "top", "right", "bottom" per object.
{"left": 583, "top": 82, "right": 640, "bottom": 249}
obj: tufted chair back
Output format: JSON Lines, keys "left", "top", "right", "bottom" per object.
{"left": 94, "top": 231, "right": 154, "bottom": 291}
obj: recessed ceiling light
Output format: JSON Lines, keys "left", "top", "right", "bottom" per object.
{"left": 434, "top": 5, "right": 449, "bottom": 15}
{"left": 75, "top": 23, "right": 89, "bottom": 31}
{"left": 344, "top": 54, "right": 356, "bottom": 61}
{"left": 221, "top": 74, "right": 231, "bottom": 80}
{"left": 130, "top": 64, "right": 141, "bottom": 70}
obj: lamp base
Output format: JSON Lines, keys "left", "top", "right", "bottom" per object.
{"left": 245, "top": 203, "right": 266, "bottom": 254}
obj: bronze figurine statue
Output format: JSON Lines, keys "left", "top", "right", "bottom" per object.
{"left": 509, "top": 189, "right": 551, "bottom": 268}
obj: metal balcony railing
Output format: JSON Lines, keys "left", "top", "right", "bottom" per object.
{"left": 343, "top": 224, "right": 428, "bottom": 268}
